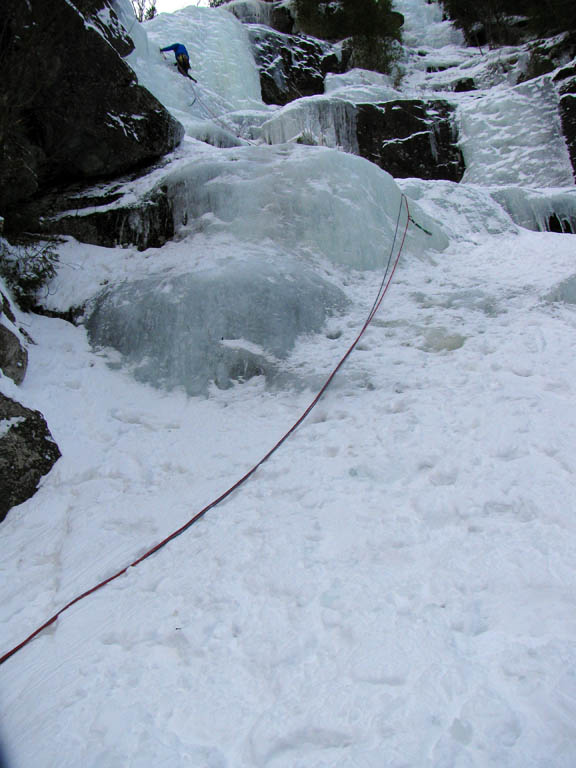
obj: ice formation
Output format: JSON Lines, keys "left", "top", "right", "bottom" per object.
{"left": 223, "top": 0, "right": 274, "bottom": 26}
{"left": 163, "top": 144, "right": 448, "bottom": 265}
{"left": 90, "top": 1, "right": 571, "bottom": 398}
{"left": 399, "top": 0, "right": 464, "bottom": 49}
{"left": 546, "top": 273, "right": 576, "bottom": 304}
{"left": 260, "top": 96, "right": 359, "bottom": 150}
{"left": 117, "top": 0, "right": 266, "bottom": 145}
{"left": 399, "top": 178, "right": 519, "bottom": 242}
{"left": 324, "top": 69, "right": 402, "bottom": 104}
{"left": 86, "top": 256, "right": 347, "bottom": 395}
{"left": 459, "top": 77, "right": 573, "bottom": 187}
{"left": 83, "top": 143, "right": 446, "bottom": 393}
{"left": 491, "top": 185, "right": 576, "bottom": 233}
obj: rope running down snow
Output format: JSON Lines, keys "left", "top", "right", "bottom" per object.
{"left": 0, "top": 194, "right": 413, "bottom": 667}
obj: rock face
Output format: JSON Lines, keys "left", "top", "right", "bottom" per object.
{"left": 0, "top": 325, "right": 28, "bottom": 386}
{"left": 0, "top": 292, "right": 28, "bottom": 385}
{"left": 356, "top": 100, "right": 465, "bottom": 181}
{"left": 249, "top": 26, "right": 342, "bottom": 105}
{"left": 13, "top": 180, "right": 175, "bottom": 252}
{"left": 53, "top": 190, "right": 175, "bottom": 251}
{"left": 0, "top": 394, "right": 61, "bottom": 523}
{"left": 0, "top": 0, "right": 184, "bottom": 217}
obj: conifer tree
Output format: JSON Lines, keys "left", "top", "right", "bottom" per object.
{"left": 439, "top": 0, "right": 576, "bottom": 44}
{"left": 293, "top": 0, "right": 404, "bottom": 73}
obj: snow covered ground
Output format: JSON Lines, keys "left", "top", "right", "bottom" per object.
{"left": 2, "top": 1, "right": 576, "bottom": 766}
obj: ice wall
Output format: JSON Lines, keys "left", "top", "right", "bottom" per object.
{"left": 224, "top": 0, "right": 274, "bottom": 26}
{"left": 459, "top": 77, "right": 574, "bottom": 188}
{"left": 491, "top": 186, "right": 576, "bottom": 233}
{"left": 260, "top": 97, "right": 359, "bottom": 151}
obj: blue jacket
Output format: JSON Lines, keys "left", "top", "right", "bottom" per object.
{"left": 161, "top": 43, "right": 189, "bottom": 58}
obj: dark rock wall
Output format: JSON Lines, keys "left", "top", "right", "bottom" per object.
{"left": 13, "top": 181, "right": 175, "bottom": 252}
{"left": 45, "top": 190, "right": 175, "bottom": 251}
{"left": 0, "top": 325, "right": 28, "bottom": 386}
{"left": 0, "top": 0, "right": 184, "bottom": 217}
{"left": 0, "top": 291, "right": 28, "bottom": 385}
{"left": 356, "top": 100, "right": 465, "bottom": 181}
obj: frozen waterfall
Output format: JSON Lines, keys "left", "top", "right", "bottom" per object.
{"left": 88, "top": 0, "right": 572, "bottom": 398}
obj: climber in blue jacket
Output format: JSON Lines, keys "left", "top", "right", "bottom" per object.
{"left": 160, "top": 43, "right": 197, "bottom": 81}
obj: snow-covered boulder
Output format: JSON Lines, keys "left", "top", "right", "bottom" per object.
{"left": 85, "top": 259, "right": 347, "bottom": 396}
{"left": 248, "top": 26, "right": 341, "bottom": 105}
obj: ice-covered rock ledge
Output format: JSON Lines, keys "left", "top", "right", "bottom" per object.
{"left": 49, "top": 143, "right": 446, "bottom": 396}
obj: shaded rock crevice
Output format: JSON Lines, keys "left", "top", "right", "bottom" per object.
{"left": 35, "top": 188, "right": 174, "bottom": 251}
{"left": 554, "top": 61, "right": 576, "bottom": 179}
{"left": 0, "top": 291, "right": 29, "bottom": 385}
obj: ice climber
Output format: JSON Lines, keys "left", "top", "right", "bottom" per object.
{"left": 160, "top": 43, "right": 197, "bottom": 81}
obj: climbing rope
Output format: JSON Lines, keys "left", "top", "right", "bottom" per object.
{"left": 0, "top": 194, "right": 415, "bottom": 667}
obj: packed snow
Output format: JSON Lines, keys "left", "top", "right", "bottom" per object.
{"left": 1, "top": 0, "right": 576, "bottom": 767}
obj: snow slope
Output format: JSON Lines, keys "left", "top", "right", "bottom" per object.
{"left": 1, "top": 1, "right": 576, "bottom": 767}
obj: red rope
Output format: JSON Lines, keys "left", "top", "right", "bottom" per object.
{"left": 0, "top": 195, "right": 412, "bottom": 667}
